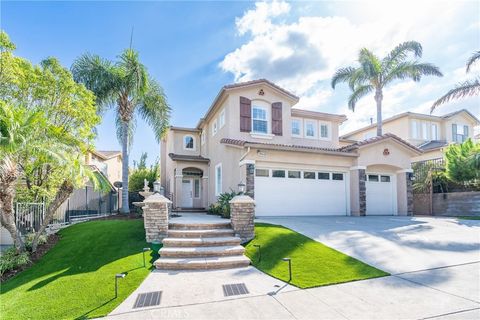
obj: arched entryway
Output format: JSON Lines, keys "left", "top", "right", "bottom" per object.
{"left": 180, "top": 167, "right": 203, "bottom": 208}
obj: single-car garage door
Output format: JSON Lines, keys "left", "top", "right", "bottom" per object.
{"left": 366, "top": 173, "right": 397, "bottom": 215}
{"left": 255, "top": 168, "right": 348, "bottom": 216}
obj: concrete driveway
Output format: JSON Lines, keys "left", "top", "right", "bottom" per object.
{"left": 257, "top": 216, "right": 480, "bottom": 274}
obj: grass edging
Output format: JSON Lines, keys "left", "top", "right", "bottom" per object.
{"left": 244, "top": 223, "right": 389, "bottom": 289}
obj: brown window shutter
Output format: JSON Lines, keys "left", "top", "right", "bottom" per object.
{"left": 272, "top": 102, "right": 283, "bottom": 136}
{"left": 240, "top": 96, "right": 251, "bottom": 132}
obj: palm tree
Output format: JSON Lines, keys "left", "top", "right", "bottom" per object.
{"left": 332, "top": 41, "right": 443, "bottom": 136}
{"left": 72, "top": 49, "right": 170, "bottom": 213}
{"left": 431, "top": 50, "right": 480, "bottom": 112}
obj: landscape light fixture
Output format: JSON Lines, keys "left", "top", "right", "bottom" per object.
{"left": 238, "top": 182, "right": 246, "bottom": 195}
{"left": 142, "top": 247, "right": 151, "bottom": 267}
{"left": 253, "top": 244, "right": 261, "bottom": 263}
{"left": 282, "top": 258, "right": 292, "bottom": 283}
{"left": 115, "top": 273, "right": 126, "bottom": 298}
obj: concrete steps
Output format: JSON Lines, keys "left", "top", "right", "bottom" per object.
{"left": 167, "top": 229, "right": 234, "bottom": 238}
{"left": 154, "top": 255, "right": 251, "bottom": 270}
{"left": 155, "top": 221, "right": 250, "bottom": 270}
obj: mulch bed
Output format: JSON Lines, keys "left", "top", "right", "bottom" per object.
{"left": 1, "top": 233, "right": 60, "bottom": 283}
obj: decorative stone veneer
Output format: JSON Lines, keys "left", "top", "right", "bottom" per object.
{"left": 230, "top": 195, "right": 255, "bottom": 243}
{"left": 406, "top": 172, "right": 413, "bottom": 215}
{"left": 142, "top": 193, "right": 171, "bottom": 243}
{"left": 358, "top": 169, "right": 366, "bottom": 216}
{"left": 245, "top": 164, "right": 255, "bottom": 198}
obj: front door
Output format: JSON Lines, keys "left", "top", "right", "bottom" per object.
{"left": 181, "top": 179, "right": 193, "bottom": 208}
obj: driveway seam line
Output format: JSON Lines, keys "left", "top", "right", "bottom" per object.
{"left": 392, "top": 261, "right": 480, "bottom": 276}
{"left": 269, "top": 294, "right": 299, "bottom": 320}
{"left": 418, "top": 307, "right": 480, "bottom": 320}
{"left": 393, "top": 274, "right": 480, "bottom": 305}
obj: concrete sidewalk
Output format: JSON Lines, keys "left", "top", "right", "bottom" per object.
{"left": 106, "top": 263, "right": 480, "bottom": 320}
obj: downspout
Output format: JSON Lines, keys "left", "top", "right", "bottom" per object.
{"left": 239, "top": 147, "right": 251, "bottom": 162}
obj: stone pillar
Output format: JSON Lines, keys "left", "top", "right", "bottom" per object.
{"left": 245, "top": 163, "right": 255, "bottom": 199}
{"left": 350, "top": 168, "right": 366, "bottom": 216}
{"left": 229, "top": 195, "right": 255, "bottom": 243}
{"left": 142, "top": 193, "right": 172, "bottom": 243}
{"left": 406, "top": 172, "right": 413, "bottom": 215}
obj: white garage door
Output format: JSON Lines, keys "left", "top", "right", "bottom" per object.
{"left": 366, "top": 173, "right": 396, "bottom": 215}
{"left": 255, "top": 168, "right": 348, "bottom": 216}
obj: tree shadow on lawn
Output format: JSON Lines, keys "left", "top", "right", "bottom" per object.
{"left": 245, "top": 223, "right": 389, "bottom": 288}
{"left": 0, "top": 219, "right": 156, "bottom": 295}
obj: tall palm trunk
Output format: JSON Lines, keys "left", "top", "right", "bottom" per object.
{"left": 120, "top": 120, "right": 130, "bottom": 214}
{"left": 31, "top": 180, "right": 74, "bottom": 252}
{"left": 374, "top": 89, "right": 383, "bottom": 136}
{"left": 0, "top": 157, "right": 25, "bottom": 252}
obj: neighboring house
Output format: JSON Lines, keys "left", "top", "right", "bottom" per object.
{"left": 86, "top": 150, "right": 122, "bottom": 184}
{"left": 161, "top": 79, "right": 421, "bottom": 216}
{"left": 340, "top": 109, "right": 480, "bottom": 162}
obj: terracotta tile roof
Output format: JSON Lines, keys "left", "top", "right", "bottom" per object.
{"left": 339, "top": 133, "right": 422, "bottom": 153}
{"left": 220, "top": 138, "right": 356, "bottom": 156}
{"left": 168, "top": 153, "right": 210, "bottom": 163}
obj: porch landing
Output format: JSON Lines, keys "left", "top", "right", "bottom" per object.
{"left": 169, "top": 212, "right": 227, "bottom": 224}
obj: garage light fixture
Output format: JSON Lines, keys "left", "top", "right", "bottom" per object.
{"left": 282, "top": 258, "right": 292, "bottom": 283}
{"left": 238, "top": 182, "right": 246, "bottom": 195}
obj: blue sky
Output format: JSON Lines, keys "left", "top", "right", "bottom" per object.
{"left": 3, "top": 1, "right": 479, "bottom": 166}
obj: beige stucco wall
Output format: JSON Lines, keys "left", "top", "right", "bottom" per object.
{"left": 412, "top": 149, "right": 444, "bottom": 162}
{"left": 443, "top": 113, "right": 478, "bottom": 143}
{"left": 355, "top": 140, "right": 416, "bottom": 169}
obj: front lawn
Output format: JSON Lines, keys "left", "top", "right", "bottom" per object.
{"left": 0, "top": 219, "right": 156, "bottom": 319}
{"left": 245, "top": 223, "right": 389, "bottom": 288}
{"left": 456, "top": 216, "right": 480, "bottom": 220}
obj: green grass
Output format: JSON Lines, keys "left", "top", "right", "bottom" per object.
{"left": 456, "top": 216, "right": 480, "bottom": 220}
{"left": 0, "top": 219, "right": 157, "bottom": 319}
{"left": 245, "top": 223, "right": 389, "bottom": 289}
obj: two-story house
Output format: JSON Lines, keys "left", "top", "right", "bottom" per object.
{"left": 86, "top": 150, "right": 123, "bottom": 184}
{"left": 161, "top": 79, "right": 422, "bottom": 216}
{"left": 340, "top": 110, "right": 479, "bottom": 162}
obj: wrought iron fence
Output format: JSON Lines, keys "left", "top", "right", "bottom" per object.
{"left": 15, "top": 202, "right": 45, "bottom": 234}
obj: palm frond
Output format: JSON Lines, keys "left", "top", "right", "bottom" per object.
{"left": 137, "top": 79, "right": 171, "bottom": 141}
{"left": 117, "top": 48, "right": 148, "bottom": 99}
{"left": 383, "top": 61, "right": 443, "bottom": 85}
{"left": 347, "top": 85, "right": 374, "bottom": 111}
{"left": 383, "top": 41, "right": 423, "bottom": 71}
{"left": 466, "top": 50, "right": 480, "bottom": 73}
{"left": 359, "top": 48, "right": 381, "bottom": 79}
{"left": 431, "top": 78, "right": 480, "bottom": 112}
{"left": 71, "top": 53, "right": 119, "bottom": 112}
{"left": 331, "top": 67, "right": 357, "bottom": 89}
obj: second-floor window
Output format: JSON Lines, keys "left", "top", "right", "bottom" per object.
{"left": 201, "top": 130, "right": 205, "bottom": 145}
{"left": 320, "top": 123, "right": 329, "bottom": 139}
{"left": 212, "top": 119, "right": 218, "bottom": 136}
{"left": 305, "top": 120, "right": 316, "bottom": 138}
{"left": 184, "top": 135, "right": 195, "bottom": 150}
{"left": 252, "top": 106, "right": 268, "bottom": 134}
{"left": 291, "top": 119, "right": 301, "bottom": 136}
{"left": 431, "top": 124, "right": 438, "bottom": 140}
{"left": 219, "top": 109, "right": 225, "bottom": 128}
{"left": 452, "top": 124, "right": 469, "bottom": 142}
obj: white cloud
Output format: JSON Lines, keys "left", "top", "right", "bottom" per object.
{"left": 221, "top": 0, "right": 479, "bottom": 134}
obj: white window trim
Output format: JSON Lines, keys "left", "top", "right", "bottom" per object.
{"left": 183, "top": 135, "right": 196, "bottom": 151}
{"left": 411, "top": 120, "right": 418, "bottom": 139}
{"left": 212, "top": 119, "right": 218, "bottom": 136}
{"left": 319, "top": 122, "right": 331, "bottom": 140}
{"left": 219, "top": 109, "right": 225, "bottom": 128}
{"left": 431, "top": 123, "right": 438, "bottom": 140}
{"left": 291, "top": 118, "right": 302, "bottom": 137}
{"left": 251, "top": 105, "right": 269, "bottom": 134}
{"left": 215, "top": 163, "right": 222, "bottom": 196}
{"left": 304, "top": 120, "right": 317, "bottom": 139}
{"left": 421, "top": 122, "right": 428, "bottom": 140}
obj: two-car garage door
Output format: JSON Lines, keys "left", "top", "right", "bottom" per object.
{"left": 255, "top": 168, "right": 348, "bottom": 216}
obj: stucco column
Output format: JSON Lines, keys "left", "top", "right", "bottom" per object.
{"left": 229, "top": 195, "right": 255, "bottom": 243}
{"left": 202, "top": 176, "right": 209, "bottom": 208}
{"left": 142, "top": 193, "right": 172, "bottom": 243}
{"left": 350, "top": 167, "right": 366, "bottom": 216}
{"left": 396, "top": 169, "right": 413, "bottom": 216}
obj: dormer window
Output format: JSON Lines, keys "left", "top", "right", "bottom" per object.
{"left": 252, "top": 106, "right": 268, "bottom": 134}
{"left": 184, "top": 135, "right": 195, "bottom": 150}
{"left": 305, "top": 120, "right": 317, "bottom": 138}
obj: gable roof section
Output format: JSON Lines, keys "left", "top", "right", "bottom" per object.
{"left": 291, "top": 109, "right": 347, "bottom": 123}
{"left": 417, "top": 140, "right": 448, "bottom": 151}
{"left": 91, "top": 150, "right": 122, "bottom": 160}
{"left": 339, "top": 133, "right": 422, "bottom": 154}
{"left": 341, "top": 109, "right": 479, "bottom": 139}
{"left": 220, "top": 138, "right": 357, "bottom": 157}
{"left": 168, "top": 153, "right": 210, "bottom": 163}
{"left": 197, "top": 79, "right": 300, "bottom": 128}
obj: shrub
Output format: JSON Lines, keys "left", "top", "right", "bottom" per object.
{"left": 207, "top": 203, "right": 222, "bottom": 216}
{"left": 0, "top": 248, "right": 30, "bottom": 276}
{"left": 24, "top": 233, "right": 47, "bottom": 252}
{"left": 217, "top": 190, "right": 240, "bottom": 219}
{"left": 129, "top": 163, "right": 159, "bottom": 192}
